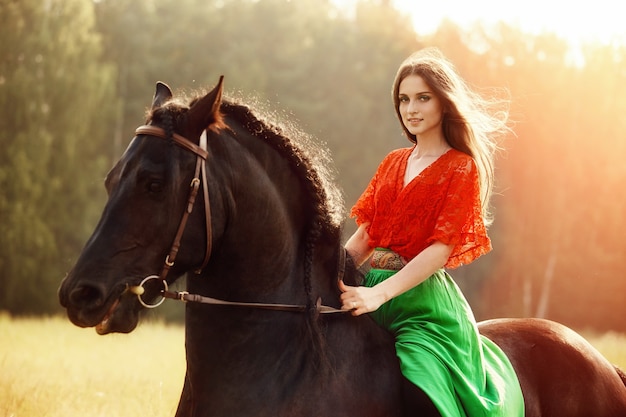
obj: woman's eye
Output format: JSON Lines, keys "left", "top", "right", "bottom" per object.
{"left": 398, "top": 96, "right": 409, "bottom": 103}
{"left": 418, "top": 95, "right": 430, "bottom": 102}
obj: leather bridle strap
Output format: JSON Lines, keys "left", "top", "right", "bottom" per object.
{"left": 132, "top": 125, "right": 348, "bottom": 315}
{"left": 158, "top": 246, "right": 351, "bottom": 315}
{"left": 135, "top": 125, "right": 212, "bottom": 280}
{"left": 196, "top": 130, "right": 212, "bottom": 272}
{"left": 136, "top": 125, "right": 208, "bottom": 159}
{"left": 161, "top": 291, "right": 347, "bottom": 314}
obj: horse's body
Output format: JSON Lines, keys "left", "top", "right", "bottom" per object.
{"left": 59, "top": 78, "right": 626, "bottom": 416}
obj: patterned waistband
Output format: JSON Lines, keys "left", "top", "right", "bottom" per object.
{"left": 370, "top": 249, "right": 406, "bottom": 271}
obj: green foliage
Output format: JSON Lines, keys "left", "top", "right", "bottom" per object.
{"left": 0, "top": 0, "right": 116, "bottom": 313}
{"left": 91, "top": 0, "right": 418, "bottom": 182}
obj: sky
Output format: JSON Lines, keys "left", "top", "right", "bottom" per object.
{"left": 334, "top": 0, "right": 626, "bottom": 46}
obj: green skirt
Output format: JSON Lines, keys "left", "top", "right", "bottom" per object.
{"left": 366, "top": 268, "right": 524, "bottom": 417}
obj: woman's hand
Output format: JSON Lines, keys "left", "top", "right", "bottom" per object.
{"left": 338, "top": 280, "right": 387, "bottom": 316}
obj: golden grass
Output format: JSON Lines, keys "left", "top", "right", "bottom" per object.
{"left": 581, "top": 330, "right": 626, "bottom": 369}
{"left": 0, "top": 313, "right": 185, "bottom": 417}
{"left": 1, "top": 313, "right": 625, "bottom": 417}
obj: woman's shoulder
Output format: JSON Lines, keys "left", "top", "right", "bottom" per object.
{"left": 444, "top": 148, "right": 476, "bottom": 172}
{"left": 379, "top": 147, "right": 412, "bottom": 165}
{"left": 387, "top": 146, "right": 413, "bottom": 158}
{"left": 446, "top": 148, "right": 472, "bottom": 161}
{"left": 372, "top": 147, "right": 412, "bottom": 170}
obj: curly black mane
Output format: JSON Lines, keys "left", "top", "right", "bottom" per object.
{"left": 148, "top": 92, "right": 345, "bottom": 241}
{"left": 220, "top": 98, "right": 345, "bottom": 237}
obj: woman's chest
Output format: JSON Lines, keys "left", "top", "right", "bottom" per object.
{"left": 403, "top": 155, "right": 441, "bottom": 186}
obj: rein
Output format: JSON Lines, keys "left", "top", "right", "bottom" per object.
{"left": 129, "top": 126, "right": 349, "bottom": 315}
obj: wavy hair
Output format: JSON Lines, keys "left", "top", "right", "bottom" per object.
{"left": 391, "top": 47, "right": 511, "bottom": 226}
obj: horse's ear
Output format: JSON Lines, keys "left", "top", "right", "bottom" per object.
{"left": 151, "top": 81, "right": 173, "bottom": 110}
{"left": 187, "top": 76, "right": 225, "bottom": 137}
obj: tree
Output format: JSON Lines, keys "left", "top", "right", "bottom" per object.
{"left": 92, "top": 0, "right": 419, "bottom": 226}
{"left": 0, "top": 0, "right": 116, "bottom": 313}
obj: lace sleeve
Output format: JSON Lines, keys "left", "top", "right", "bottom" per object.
{"left": 428, "top": 158, "right": 491, "bottom": 268}
{"left": 350, "top": 169, "right": 377, "bottom": 226}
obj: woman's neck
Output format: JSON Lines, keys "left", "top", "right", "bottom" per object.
{"left": 412, "top": 135, "right": 450, "bottom": 158}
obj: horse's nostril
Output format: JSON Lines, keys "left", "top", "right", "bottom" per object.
{"left": 69, "top": 284, "right": 105, "bottom": 308}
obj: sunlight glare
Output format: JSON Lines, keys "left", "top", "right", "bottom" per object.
{"left": 333, "top": 0, "right": 626, "bottom": 47}
{"left": 396, "top": 0, "right": 626, "bottom": 46}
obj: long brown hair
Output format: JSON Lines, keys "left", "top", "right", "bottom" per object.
{"left": 392, "top": 47, "right": 511, "bottom": 226}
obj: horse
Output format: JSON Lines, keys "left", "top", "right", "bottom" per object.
{"left": 59, "top": 77, "right": 626, "bottom": 417}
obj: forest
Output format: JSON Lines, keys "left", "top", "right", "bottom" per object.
{"left": 1, "top": 0, "right": 625, "bottom": 331}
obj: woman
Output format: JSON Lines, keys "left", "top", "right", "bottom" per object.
{"left": 339, "top": 48, "right": 524, "bottom": 416}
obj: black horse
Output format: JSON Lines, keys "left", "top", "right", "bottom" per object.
{"left": 59, "top": 78, "right": 626, "bottom": 416}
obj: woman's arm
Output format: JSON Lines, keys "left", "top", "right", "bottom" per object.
{"left": 339, "top": 241, "right": 453, "bottom": 316}
{"left": 344, "top": 223, "right": 375, "bottom": 267}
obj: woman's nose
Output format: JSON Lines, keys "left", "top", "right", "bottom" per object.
{"left": 407, "top": 99, "right": 419, "bottom": 113}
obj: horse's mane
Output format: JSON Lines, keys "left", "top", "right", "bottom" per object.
{"left": 215, "top": 98, "right": 357, "bottom": 365}
{"left": 148, "top": 91, "right": 346, "bottom": 239}
{"left": 220, "top": 97, "right": 346, "bottom": 237}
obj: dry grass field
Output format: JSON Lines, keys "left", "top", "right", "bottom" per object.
{"left": 0, "top": 313, "right": 185, "bottom": 417}
{"left": 1, "top": 313, "right": 626, "bottom": 417}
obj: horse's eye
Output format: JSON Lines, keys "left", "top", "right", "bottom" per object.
{"left": 148, "top": 181, "right": 163, "bottom": 193}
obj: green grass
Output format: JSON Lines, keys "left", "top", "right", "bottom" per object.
{"left": 1, "top": 314, "right": 625, "bottom": 416}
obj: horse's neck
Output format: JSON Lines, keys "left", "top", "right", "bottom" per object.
{"left": 199, "top": 132, "right": 318, "bottom": 297}
{"left": 309, "top": 236, "right": 345, "bottom": 302}
{"left": 194, "top": 125, "right": 345, "bottom": 316}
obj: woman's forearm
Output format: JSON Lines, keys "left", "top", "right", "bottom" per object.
{"left": 344, "top": 223, "right": 374, "bottom": 267}
{"left": 374, "top": 241, "right": 453, "bottom": 303}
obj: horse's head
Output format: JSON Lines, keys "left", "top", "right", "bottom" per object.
{"left": 59, "top": 78, "right": 225, "bottom": 334}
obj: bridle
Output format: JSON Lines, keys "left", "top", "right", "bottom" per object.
{"left": 129, "top": 125, "right": 348, "bottom": 315}
{"left": 135, "top": 125, "right": 212, "bottom": 280}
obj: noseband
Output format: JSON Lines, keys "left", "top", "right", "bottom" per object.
{"left": 130, "top": 125, "right": 348, "bottom": 315}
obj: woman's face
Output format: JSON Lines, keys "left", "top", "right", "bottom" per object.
{"left": 398, "top": 74, "right": 444, "bottom": 138}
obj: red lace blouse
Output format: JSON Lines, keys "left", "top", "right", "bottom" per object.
{"left": 350, "top": 147, "right": 491, "bottom": 269}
